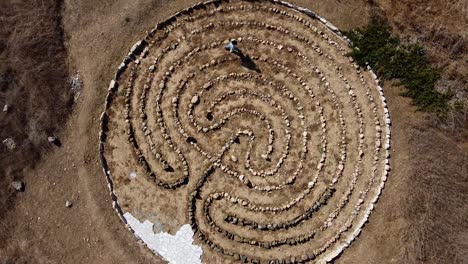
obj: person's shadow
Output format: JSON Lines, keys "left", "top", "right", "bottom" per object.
{"left": 225, "top": 40, "right": 261, "bottom": 73}
{"left": 236, "top": 50, "right": 261, "bottom": 73}
{"left": 53, "top": 138, "right": 62, "bottom": 147}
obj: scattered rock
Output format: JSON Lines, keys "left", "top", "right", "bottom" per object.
{"left": 70, "top": 73, "right": 83, "bottom": 102}
{"left": 48, "top": 136, "right": 57, "bottom": 143}
{"left": 65, "top": 200, "right": 73, "bottom": 208}
{"left": 11, "top": 181, "right": 24, "bottom": 192}
{"left": 2, "top": 138, "right": 16, "bottom": 150}
{"left": 3, "top": 104, "right": 8, "bottom": 113}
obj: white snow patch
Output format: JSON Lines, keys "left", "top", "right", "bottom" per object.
{"left": 123, "top": 212, "right": 203, "bottom": 264}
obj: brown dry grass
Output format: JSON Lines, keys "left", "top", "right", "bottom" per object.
{"left": 375, "top": 0, "right": 468, "bottom": 130}
{"left": 370, "top": 3, "right": 468, "bottom": 261}
{"left": 402, "top": 120, "right": 467, "bottom": 263}
{"left": 0, "top": 0, "right": 71, "bottom": 234}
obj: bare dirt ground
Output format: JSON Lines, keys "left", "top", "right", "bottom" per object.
{"left": 0, "top": 0, "right": 466, "bottom": 264}
{"left": 0, "top": 0, "right": 71, "bottom": 224}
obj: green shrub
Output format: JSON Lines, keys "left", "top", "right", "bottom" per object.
{"left": 344, "top": 17, "right": 451, "bottom": 112}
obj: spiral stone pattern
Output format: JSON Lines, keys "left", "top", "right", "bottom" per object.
{"left": 99, "top": 1, "right": 392, "bottom": 263}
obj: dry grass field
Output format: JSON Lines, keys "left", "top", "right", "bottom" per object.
{"left": 0, "top": 0, "right": 466, "bottom": 263}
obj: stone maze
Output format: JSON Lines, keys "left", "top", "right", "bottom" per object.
{"left": 99, "top": 0, "right": 392, "bottom": 263}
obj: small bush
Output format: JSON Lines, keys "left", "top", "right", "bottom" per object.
{"left": 344, "top": 17, "right": 451, "bottom": 112}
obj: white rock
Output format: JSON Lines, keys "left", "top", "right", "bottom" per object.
{"left": 191, "top": 95, "right": 199, "bottom": 104}
{"left": 108, "top": 80, "right": 117, "bottom": 91}
{"left": 2, "top": 138, "right": 16, "bottom": 150}
{"left": 11, "top": 181, "right": 24, "bottom": 192}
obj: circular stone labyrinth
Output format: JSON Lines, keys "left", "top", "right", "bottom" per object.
{"left": 99, "top": 0, "right": 392, "bottom": 263}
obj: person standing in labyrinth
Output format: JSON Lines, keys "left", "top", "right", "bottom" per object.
{"left": 224, "top": 39, "right": 241, "bottom": 54}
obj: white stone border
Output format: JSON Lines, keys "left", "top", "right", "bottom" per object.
{"left": 98, "top": 1, "right": 391, "bottom": 263}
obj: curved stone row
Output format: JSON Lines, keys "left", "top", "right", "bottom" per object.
{"left": 166, "top": 51, "right": 340, "bottom": 216}
{"left": 147, "top": 40, "right": 313, "bottom": 191}
{"left": 222, "top": 187, "right": 332, "bottom": 231}
{"left": 188, "top": 37, "right": 370, "bottom": 256}
{"left": 99, "top": 0, "right": 392, "bottom": 263}
{"left": 179, "top": 3, "right": 386, "bottom": 262}
{"left": 125, "top": 0, "right": 358, "bottom": 191}
{"left": 123, "top": 63, "right": 189, "bottom": 189}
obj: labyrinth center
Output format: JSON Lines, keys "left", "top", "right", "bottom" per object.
{"left": 100, "top": 1, "right": 392, "bottom": 263}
